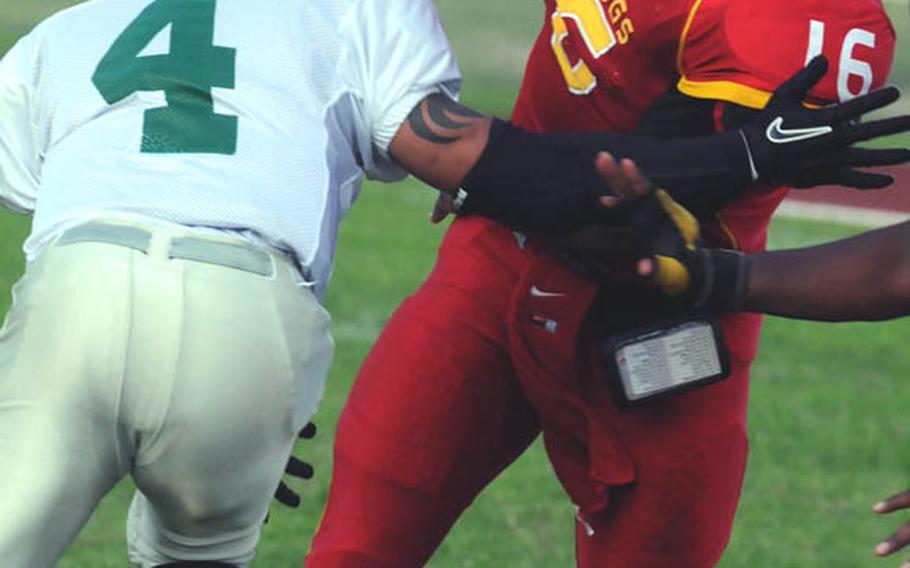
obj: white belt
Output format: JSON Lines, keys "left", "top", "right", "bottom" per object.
{"left": 56, "top": 221, "right": 280, "bottom": 277}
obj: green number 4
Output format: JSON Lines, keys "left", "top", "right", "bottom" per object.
{"left": 92, "top": 0, "right": 237, "bottom": 154}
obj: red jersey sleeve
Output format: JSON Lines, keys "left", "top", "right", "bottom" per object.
{"left": 676, "top": 0, "right": 896, "bottom": 108}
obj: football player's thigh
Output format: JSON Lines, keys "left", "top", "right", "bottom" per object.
{"left": 0, "top": 249, "right": 128, "bottom": 568}
{"left": 127, "top": 260, "right": 331, "bottom": 567}
{"left": 576, "top": 359, "right": 751, "bottom": 568}
{"left": 308, "top": 283, "right": 540, "bottom": 568}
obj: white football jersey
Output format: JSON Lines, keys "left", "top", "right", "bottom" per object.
{"left": 0, "top": 0, "right": 461, "bottom": 298}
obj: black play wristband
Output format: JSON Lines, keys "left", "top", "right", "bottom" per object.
{"left": 694, "top": 249, "right": 751, "bottom": 313}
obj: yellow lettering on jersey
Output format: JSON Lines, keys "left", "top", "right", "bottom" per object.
{"left": 616, "top": 18, "right": 634, "bottom": 45}
{"left": 550, "top": 0, "right": 634, "bottom": 95}
{"left": 557, "top": 0, "right": 617, "bottom": 59}
{"left": 606, "top": 0, "right": 627, "bottom": 24}
{"left": 550, "top": 12, "right": 599, "bottom": 95}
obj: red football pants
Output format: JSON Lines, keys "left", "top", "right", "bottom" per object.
{"left": 306, "top": 217, "right": 760, "bottom": 568}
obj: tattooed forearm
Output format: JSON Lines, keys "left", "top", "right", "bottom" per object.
{"left": 407, "top": 94, "right": 485, "bottom": 145}
{"left": 426, "top": 96, "right": 482, "bottom": 127}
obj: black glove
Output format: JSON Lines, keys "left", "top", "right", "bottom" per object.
{"left": 740, "top": 55, "right": 910, "bottom": 189}
{"left": 626, "top": 190, "right": 750, "bottom": 313}
{"left": 273, "top": 422, "right": 317, "bottom": 509}
{"left": 558, "top": 189, "right": 749, "bottom": 314}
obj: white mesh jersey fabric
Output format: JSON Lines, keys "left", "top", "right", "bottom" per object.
{"left": 0, "top": 0, "right": 461, "bottom": 298}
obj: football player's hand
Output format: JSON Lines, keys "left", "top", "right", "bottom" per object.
{"left": 592, "top": 151, "right": 652, "bottom": 203}
{"left": 740, "top": 55, "right": 910, "bottom": 189}
{"left": 558, "top": 187, "right": 749, "bottom": 314}
{"left": 273, "top": 422, "right": 317, "bottom": 509}
{"left": 623, "top": 189, "right": 748, "bottom": 313}
{"left": 874, "top": 490, "right": 910, "bottom": 566}
{"left": 555, "top": 187, "right": 686, "bottom": 283}
{"left": 548, "top": 152, "right": 656, "bottom": 275}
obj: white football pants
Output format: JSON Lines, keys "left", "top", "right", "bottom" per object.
{"left": 0, "top": 220, "right": 334, "bottom": 567}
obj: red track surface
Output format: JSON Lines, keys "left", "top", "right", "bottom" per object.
{"left": 785, "top": 165, "right": 910, "bottom": 214}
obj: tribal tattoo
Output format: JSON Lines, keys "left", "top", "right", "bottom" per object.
{"left": 407, "top": 94, "right": 483, "bottom": 144}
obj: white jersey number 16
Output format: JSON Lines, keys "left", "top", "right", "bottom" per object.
{"left": 805, "top": 19, "right": 876, "bottom": 103}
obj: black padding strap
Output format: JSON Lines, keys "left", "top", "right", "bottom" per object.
{"left": 695, "top": 249, "right": 751, "bottom": 313}
{"left": 459, "top": 119, "right": 752, "bottom": 232}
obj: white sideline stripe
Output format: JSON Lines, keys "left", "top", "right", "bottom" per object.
{"left": 777, "top": 199, "right": 910, "bottom": 228}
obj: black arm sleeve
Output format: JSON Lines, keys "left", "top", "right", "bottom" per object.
{"left": 458, "top": 118, "right": 753, "bottom": 232}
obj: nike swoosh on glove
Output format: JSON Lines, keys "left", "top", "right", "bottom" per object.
{"left": 739, "top": 55, "right": 910, "bottom": 190}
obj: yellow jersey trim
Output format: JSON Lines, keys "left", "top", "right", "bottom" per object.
{"left": 715, "top": 213, "right": 740, "bottom": 250}
{"left": 675, "top": 0, "right": 773, "bottom": 111}
{"left": 677, "top": 78, "right": 772, "bottom": 109}
{"left": 676, "top": 0, "right": 706, "bottom": 75}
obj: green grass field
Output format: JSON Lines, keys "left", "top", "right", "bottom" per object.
{"left": 1, "top": 1, "right": 909, "bottom": 567}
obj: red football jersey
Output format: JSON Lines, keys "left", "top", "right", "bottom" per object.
{"left": 512, "top": 0, "right": 896, "bottom": 252}
{"left": 503, "top": 0, "right": 897, "bottom": 526}
{"left": 514, "top": 0, "right": 895, "bottom": 128}
{"left": 513, "top": 0, "right": 689, "bottom": 134}
{"left": 679, "top": 0, "right": 895, "bottom": 108}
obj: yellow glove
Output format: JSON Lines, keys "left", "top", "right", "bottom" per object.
{"left": 651, "top": 189, "right": 699, "bottom": 297}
